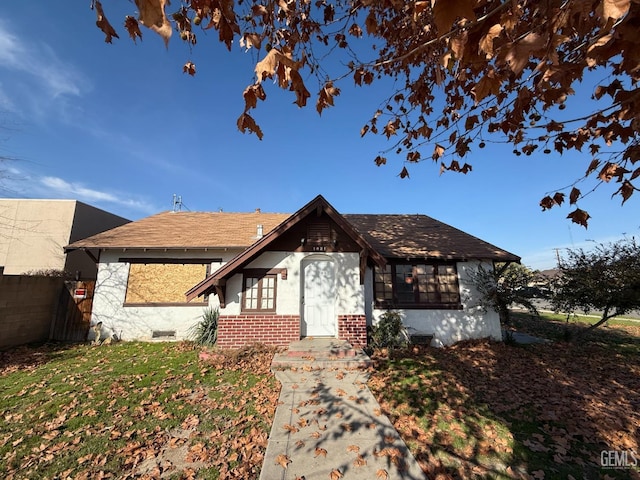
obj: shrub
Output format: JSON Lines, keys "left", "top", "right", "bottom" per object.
{"left": 370, "top": 311, "right": 407, "bottom": 348}
{"left": 189, "top": 307, "right": 219, "bottom": 346}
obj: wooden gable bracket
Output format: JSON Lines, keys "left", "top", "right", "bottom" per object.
{"left": 359, "top": 249, "right": 368, "bottom": 285}
{"left": 214, "top": 285, "right": 226, "bottom": 309}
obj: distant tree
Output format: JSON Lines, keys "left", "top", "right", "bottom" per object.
{"left": 92, "top": 0, "right": 640, "bottom": 224}
{"left": 468, "top": 262, "right": 539, "bottom": 327}
{"left": 552, "top": 237, "right": 640, "bottom": 335}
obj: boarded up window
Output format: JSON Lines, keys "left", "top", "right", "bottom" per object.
{"left": 125, "top": 263, "right": 208, "bottom": 304}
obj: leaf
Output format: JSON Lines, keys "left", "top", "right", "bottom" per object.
{"left": 613, "top": 180, "right": 635, "bottom": 204}
{"left": 329, "top": 469, "right": 343, "bottom": 480}
{"left": 276, "top": 453, "right": 292, "bottom": 469}
{"left": 353, "top": 454, "right": 367, "bottom": 467}
{"left": 290, "top": 70, "right": 311, "bottom": 108}
{"left": 540, "top": 195, "right": 555, "bottom": 211}
{"left": 183, "top": 61, "right": 196, "bottom": 76}
{"left": 94, "top": 1, "right": 120, "bottom": 43}
{"left": 479, "top": 24, "right": 503, "bottom": 58}
{"left": 602, "top": 0, "right": 631, "bottom": 21}
{"left": 552, "top": 192, "right": 565, "bottom": 206}
{"left": 283, "top": 423, "right": 299, "bottom": 433}
{"left": 569, "top": 187, "right": 581, "bottom": 205}
{"left": 503, "top": 32, "right": 547, "bottom": 75}
{"left": 399, "top": 166, "right": 410, "bottom": 179}
{"left": 567, "top": 208, "right": 591, "bottom": 228}
{"left": 585, "top": 159, "right": 600, "bottom": 176}
{"left": 314, "top": 447, "right": 327, "bottom": 457}
{"left": 432, "top": 144, "right": 445, "bottom": 161}
{"left": 432, "top": 0, "right": 477, "bottom": 35}
{"left": 237, "top": 113, "right": 264, "bottom": 140}
{"left": 317, "top": 82, "right": 341, "bottom": 115}
{"left": 346, "top": 445, "right": 360, "bottom": 453}
{"left": 134, "top": 0, "right": 172, "bottom": 46}
{"left": 376, "top": 469, "right": 389, "bottom": 479}
{"left": 374, "top": 156, "right": 387, "bottom": 166}
{"left": 124, "top": 16, "right": 143, "bottom": 43}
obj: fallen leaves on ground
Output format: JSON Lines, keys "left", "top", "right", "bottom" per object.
{"left": 0, "top": 342, "right": 281, "bottom": 479}
{"left": 369, "top": 322, "right": 640, "bottom": 479}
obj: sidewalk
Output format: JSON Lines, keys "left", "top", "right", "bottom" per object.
{"left": 260, "top": 340, "right": 427, "bottom": 480}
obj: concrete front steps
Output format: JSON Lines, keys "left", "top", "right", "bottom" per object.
{"left": 270, "top": 337, "right": 372, "bottom": 370}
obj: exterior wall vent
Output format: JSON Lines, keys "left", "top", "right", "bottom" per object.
{"left": 151, "top": 330, "right": 176, "bottom": 339}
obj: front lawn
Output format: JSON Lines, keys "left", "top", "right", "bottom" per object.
{"left": 0, "top": 342, "right": 280, "bottom": 480}
{"left": 369, "top": 316, "right": 640, "bottom": 479}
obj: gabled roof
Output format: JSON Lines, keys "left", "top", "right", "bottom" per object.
{"left": 65, "top": 210, "right": 290, "bottom": 251}
{"left": 186, "top": 195, "right": 386, "bottom": 301}
{"left": 345, "top": 214, "right": 520, "bottom": 262}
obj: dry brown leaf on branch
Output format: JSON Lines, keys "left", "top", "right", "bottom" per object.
{"left": 346, "top": 444, "right": 360, "bottom": 453}
{"left": 124, "top": 16, "right": 142, "bottom": 43}
{"left": 567, "top": 208, "right": 591, "bottom": 227}
{"left": 93, "top": 1, "right": 119, "bottom": 43}
{"left": 432, "top": 0, "right": 476, "bottom": 35}
{"left": 183, "top": 62, "right": 196, "bottom": 76}
{"left": 237, "top": 113, "right": 264, "bottom": 140}
{"left": 601, "top": 0, "right": 632, "bottom": 22}
{"left": 134, "top": 0, "right": 172, "bottom": 46}
{"left": 376, "top": 469, "right": 389, "bottom": 479}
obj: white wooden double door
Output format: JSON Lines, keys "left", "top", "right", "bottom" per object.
{"left": 301, "top": 257, "right": 336, "bottom": 337}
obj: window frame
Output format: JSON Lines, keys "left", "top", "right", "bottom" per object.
{"left": 374, "top": 260, "right": 462, "bottom": 310}
{"left": 241, "top": 269, "right": 278, "bottom": 313}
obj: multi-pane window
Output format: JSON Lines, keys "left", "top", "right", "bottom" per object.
{"left": 242, "top": 270, "right": 277, "bottom": 312}
{"left": 374, "top": 262, "right": 461, "bottom": 308}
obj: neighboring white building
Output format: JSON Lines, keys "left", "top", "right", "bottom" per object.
{"left": 0, "top": 199, "right": 129, "bottom": 279}
{"left": 66, "top": 195, "right": 520, "bottom": 346}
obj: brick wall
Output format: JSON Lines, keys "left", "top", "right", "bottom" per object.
{"left": 217, "top": 314, "right": 300, "bottom": 349}
{"left": 338, "top": 314, "right": 367, "bottom": 347}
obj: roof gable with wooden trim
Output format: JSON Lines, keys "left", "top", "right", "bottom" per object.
{"left": 185, "top": 195, "right": 386, "bottom": 302}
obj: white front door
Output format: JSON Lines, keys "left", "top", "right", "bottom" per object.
{"left": 302, "top": 258, "right": 336, "bottom": 337}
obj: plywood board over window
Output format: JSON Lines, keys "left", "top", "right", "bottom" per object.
{"left": 124, "top": 261, "right": 209, "bottom": 305}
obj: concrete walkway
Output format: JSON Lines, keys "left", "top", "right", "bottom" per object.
{"left": 260, "top": 339, "right": 427, "bottom": 480}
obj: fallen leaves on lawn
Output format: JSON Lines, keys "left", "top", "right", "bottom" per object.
{"left": 0, "top": 342, "right": 280, "bottom": 479}
{"left": 369, "top": 332, "right": 640, "bottom": 479}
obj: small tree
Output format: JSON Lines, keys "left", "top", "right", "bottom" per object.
{"left": 469, "top": 262, "right": 539, "bottom": 327}
{"left": 552, "top": 237, "right": 640, "bottom": 336}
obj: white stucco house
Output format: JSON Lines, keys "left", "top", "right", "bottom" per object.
{"left": 65, "top": 195, "right": 520, "bottom": 347}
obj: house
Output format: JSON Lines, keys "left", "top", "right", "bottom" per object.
{"left": 65, "top": 195, "right": 520, "bottom": 347}
{"left": 0, "top": 199, "right": 130, "bottom": 279}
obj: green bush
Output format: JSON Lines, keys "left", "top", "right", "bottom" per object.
{"left": 188, "top": 307, "right": 219, "bottom": 346}
{"left": 370, "top": 311, "right": 407, "bottom": 348}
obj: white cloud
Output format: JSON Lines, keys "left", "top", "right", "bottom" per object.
{"left": 39, "top": 176, "right": 155, "bottom": 213}
{"left": 0, "top": 22, "right": 89, "bottom": 121}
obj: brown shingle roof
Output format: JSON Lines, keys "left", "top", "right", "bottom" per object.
{"left": 345, "top": 214, "right": 520, "bottom": 262}
{"left": 65, "top": 211, "right": 290, "bottom": 250}
{"left": 66, "top": 207, "right": 519, "bottom": 263}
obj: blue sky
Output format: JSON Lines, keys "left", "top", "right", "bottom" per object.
{"left": 0, "top": 2, "right": 637, "bottom": 270}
